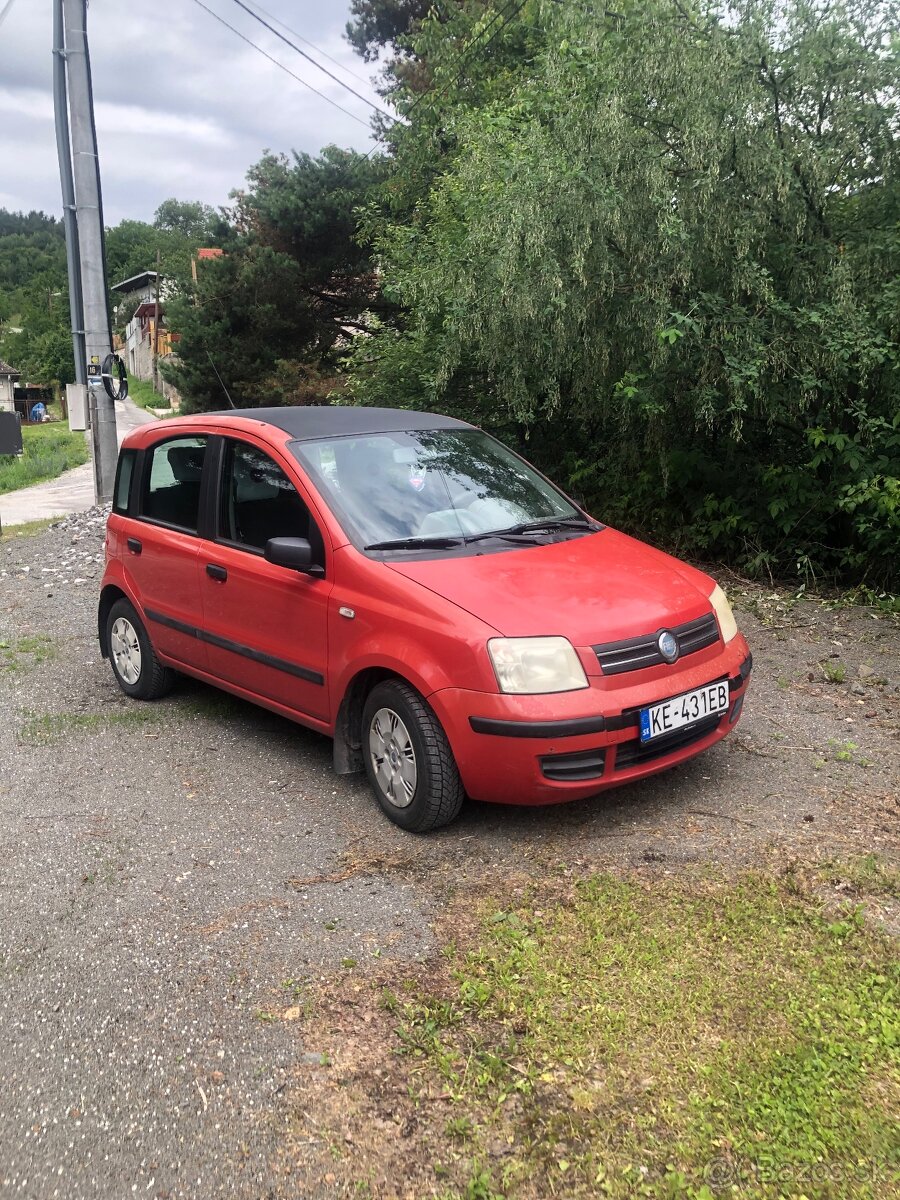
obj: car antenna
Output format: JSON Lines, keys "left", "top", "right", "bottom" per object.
{"left": 207, "top": 352, "right": 236, "bottom": 408}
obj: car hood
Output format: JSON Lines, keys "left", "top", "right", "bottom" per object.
{"left": 387, "top": 527, "right": 715, "bottom": 645}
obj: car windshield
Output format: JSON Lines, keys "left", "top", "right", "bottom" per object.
{"left": 291, "top": 428, "right": 586, "bottom": 550}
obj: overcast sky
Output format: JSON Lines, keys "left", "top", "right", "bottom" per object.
{"left": 0, "top": 0, "right": 389, "bottom": 225}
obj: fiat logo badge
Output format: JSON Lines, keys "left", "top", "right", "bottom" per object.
{"left": 658, "top": 630, "right": 679, "bottom": 663}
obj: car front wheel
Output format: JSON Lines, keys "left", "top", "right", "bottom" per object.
{"left": 362, "top": 680, "right": 465, "bottom": 832}
{"left": 106, "top": 598, "right": 174, "bottom": 700}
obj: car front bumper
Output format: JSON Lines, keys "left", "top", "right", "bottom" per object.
{"left": 428, "top": 635, "right": 752, "bottom": 806}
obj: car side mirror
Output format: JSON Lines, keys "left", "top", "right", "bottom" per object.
{"left": 265, "top": 536, "right": 325, "bottom": 578}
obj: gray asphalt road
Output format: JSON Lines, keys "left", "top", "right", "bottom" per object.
{"left": 1, "top": 514, "right": 897, "bottom": 1198}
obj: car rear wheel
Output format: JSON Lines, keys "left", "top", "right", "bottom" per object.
{"left": 362, "top": 680, "right": 465, "bottom": 832}
{"left": 106, "top": 598, "right": 174, "bottom": 700}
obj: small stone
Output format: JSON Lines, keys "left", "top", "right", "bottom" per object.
{"left": 858, "top": 663, "right": 874, "bottom": 679}
{"left": 850, "top": 682, "right": 866, "bottom": 696}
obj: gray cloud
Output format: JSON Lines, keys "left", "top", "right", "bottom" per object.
{"left": 0, "top": 0, "right": 388, "bottom": 223}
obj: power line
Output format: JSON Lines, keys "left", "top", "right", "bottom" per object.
{"left": 228, "top": 0, "right": 396, "bottom": 123}
{"left": 365, "top": 0, "right": 529, "bottom": 158}
{"left": 186, "top": 0, "right": 373, "bottom": 129}
{"left": 241, "top": 0, "right": 376, "bottom": 89}
{"left": 411, "top": 0, "right": 528, "bottom": 119}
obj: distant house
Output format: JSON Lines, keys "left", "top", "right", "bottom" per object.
{"left": 111, "top": 271, "right": 176, "bottom": 382}
{"left": 0, "top": 359, "right": 21, "bottom": 412}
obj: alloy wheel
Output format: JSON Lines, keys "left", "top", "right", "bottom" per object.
{"left": 110, "top": 616, "right": 142, "bottom": 686}
{"left": 368, "top": 707, "right": 417, "bottom": 808}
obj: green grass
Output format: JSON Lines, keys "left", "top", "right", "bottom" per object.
{"left": 126, "top": 371, "right": 170, "bottom": 411}
{"left": 385, "top": 873, "right": 899, "bottom": 1199}
{"left": 18, "top": 706, "right": 157, "bottom": 745}
{"left": 819, "top": 854, "right": 900, "bottom": 900}
{"left": 0, "top": 634, "right": 57, "bottom": 673}
{"left": 0, "top": 516, "right": 57, "bottom": 539}
{"left": 822, "top": 659, "right": 847, "bottom": 684}
{"left": 0, "top": 419, "right": 89, "bottom": 494}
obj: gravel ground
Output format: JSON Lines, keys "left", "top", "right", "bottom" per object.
{"left": 0, "top": 511, "right": 897, "bottom": 1199}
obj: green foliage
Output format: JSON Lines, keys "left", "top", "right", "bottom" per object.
{"left": 167, "top": 147, "right": 389, "bottom": 411}
{"left": 152, "top": 198, "right": 222, "bottom": 241}
{"left": 0, "top": 200, "right": 223, "bottom": 382}
{"left": 821, "top": 658, "right": 846, "bottom": 683}
{"left": 0, "top": 210, "right": 66, "bottom": 311}
{"left": 0, "top": 210, "right": 73, "bottom": 386}
{"left": 345, "top": 0, "right": 433, "bottom": 61}
{"left": 105, "top": 204, "right": 226, "bottom": 331}
{"left": 125, "top": 372, "right": 169, "bottom": 412}
{"left": 1, "top": 285, "right": 76, "bottom": 390}
{"left": 349, "top": 0, "right": 900, "bottom": 586}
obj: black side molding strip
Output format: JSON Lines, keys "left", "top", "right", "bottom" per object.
{"left": 469, "top": 714, "right": 607, "bottom": 738}
{"left": 145, "top": 608, "right": 325, "bottom": 686}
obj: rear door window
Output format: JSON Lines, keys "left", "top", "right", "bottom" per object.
{"left": 142, "top": 436, "right": 208, "bottom": 532}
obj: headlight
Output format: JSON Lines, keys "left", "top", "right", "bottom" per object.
{"left": 488, "top": 636, "right": 589, "bottom": 694}
{"left": 709, "top": 583, "right": 738, "bottom": 643}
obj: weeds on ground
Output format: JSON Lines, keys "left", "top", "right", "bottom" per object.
{"left": 126, "top": 372, "right": 174, "bottom": 413}
{"left": 18, "top": 706, "right": 156, "bottom": 745}
{"left": 819, "top": 854, "right": 900, "bottom": 900}
{"left": 0, "top": 634, "right": 57, "bottom": 672}
{"left": 379, "top": 873, "right": 898, "bottom": 1199}
{"left": 821, "top": 658, "right": 846, "bottom": 683}
{"left": 0, "top": 516, "right": 57, "bottom": 539}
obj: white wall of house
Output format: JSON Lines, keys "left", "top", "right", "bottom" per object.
{"left": 0, "top": 374, "right": 16, "bottom": 411}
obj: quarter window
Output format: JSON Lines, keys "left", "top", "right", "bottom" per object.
{"left": 220, "top": 440, "right": 315, "bottom": 553}
{"left": 113, "top": 449, "right": 136, "bottom": 515}
{"left": 143, "top": 436, "right": 208, "bottom": 532}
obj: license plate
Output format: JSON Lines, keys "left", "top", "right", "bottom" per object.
{"left": 639, "top": 680, "right": 729, "bottom": 742}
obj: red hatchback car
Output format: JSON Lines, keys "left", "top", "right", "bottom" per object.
{"left": 99, "top": 407, "right": 751, "bottom": 831}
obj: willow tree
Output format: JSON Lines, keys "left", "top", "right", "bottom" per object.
{"left": 351, "top": 0, "right": 900, "bottom": 584}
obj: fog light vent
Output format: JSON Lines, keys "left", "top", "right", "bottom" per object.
{"left": 540, "top": 747, "right": 606, "bottom": 782}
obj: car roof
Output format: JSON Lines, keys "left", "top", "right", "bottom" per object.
{"left": 202, "top": 405, "right": 473, "bottom": 441}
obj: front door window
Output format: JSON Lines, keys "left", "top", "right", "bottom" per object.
{"left": 220, "top": 440, "right": 313, "bottom": 551}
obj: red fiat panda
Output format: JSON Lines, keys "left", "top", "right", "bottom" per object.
{"left": 99, "top": 407, "right": 751, "bottom": 832}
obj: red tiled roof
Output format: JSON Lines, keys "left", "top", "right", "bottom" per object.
{"left": 197, "top": 248, "right": 223, "bottom": 260}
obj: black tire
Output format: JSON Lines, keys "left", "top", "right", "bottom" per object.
{"left": 106, "top": 598, "right": 174, "bottom": 700}
{"left": 361, "top": 680, "right": 465, "bottom": 832}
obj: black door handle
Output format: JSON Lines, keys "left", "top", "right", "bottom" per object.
{"left": 127, "top": 537, "right": 142, "bottom": 555}
{"left": 206, "top": 563, "right": 227, "bottom": 582}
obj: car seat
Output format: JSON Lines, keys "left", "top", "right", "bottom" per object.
{"left": 145, "top": 443, "right": 205, "bottom": 528}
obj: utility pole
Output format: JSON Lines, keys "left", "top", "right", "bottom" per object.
{"left": 153, "top": 249, "right": 161, "bottom": 393}
{"left": 56, "top": 0, "right": 119, "bottom": 501}
{"left": 52, "top": 0, "right": 86, "bottom": 391}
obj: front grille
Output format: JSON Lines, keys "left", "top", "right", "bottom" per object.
{"left": 614, "top": 713, "right": 721, "bottom": 770}
{"left": 594, "top": 612, "right": 720, "bottom": 675}
{"left": 540, "top": 747, "right": 606, "bottom": 782}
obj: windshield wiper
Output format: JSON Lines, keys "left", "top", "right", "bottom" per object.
{"left": 365, "top": 517, "right": 598, "bottom": 552}
{"left": 463, "top": 516, "right": 598, "bottom": 544}
{"left": 510, "top": 516, "right": 598, "bottom": 534}
{"left": 364, "top": 535, "right": 465, "bottom": 551}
